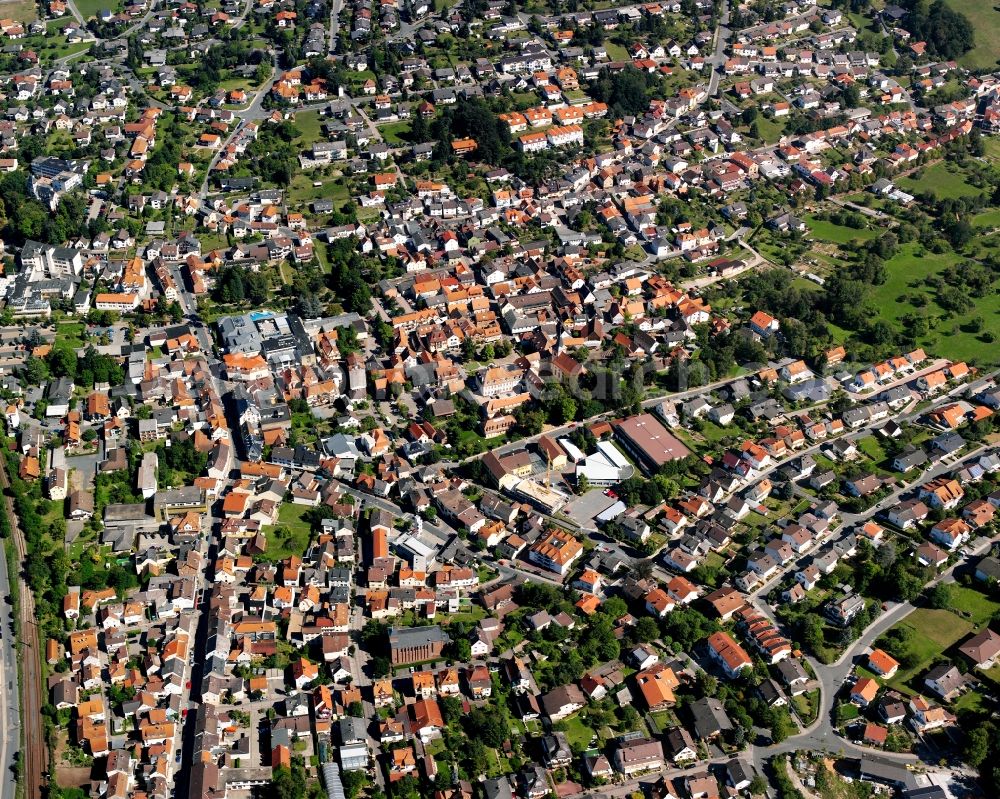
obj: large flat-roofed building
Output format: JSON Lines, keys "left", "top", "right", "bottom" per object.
{"left": 395, "top": 534, "right": 436, "bottom": 572}
{"left": 613, "top": 413, "right": 690, "bottom": 473}
{"left": 389, "top": 625, "right": 450, "bottom": 666}
{"left": 511, "top": 478, "right": 569, "bottom": 514}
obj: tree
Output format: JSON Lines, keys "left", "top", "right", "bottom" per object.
{"left": 633, "top": 616, "right": 660, "bottom": 643}
{"left": 963, "top": 724, "right": 991, "bottom": 768}
{"left": 905, "top": 0, "right": 974, "bottom": 59}
{"left": 928, "top": 582, "right": 954, "bottom": 609}
{"left": 465, "top": 706, "right": 509, "bottom": 748}
{"left": 440, "top": 695, "right": 463, "bottom": 724}
{"left": 464, "top": 738, "right": 490, "bottom": 777}
{"left": 46, "top": 347, "right": 77, "bottom": 379}
{"left": 589, "top": 66, "right": 659, "bottom": 117}
{"left": 341, "top": 771, "right": 368, "bottom": 799}
{"left": 269, "top": 764, "right": 307, "bottom": 799}
{"left": 889, "top": 563, "right": 924, "bottom": 602}
{"left": 21, "top": 356, "right": 49, "bottom": 386}
{"left": 767, "top": 708, "right": 794, "bottom": 743}
{"left": 432, "top": 97, "right": 510, "bottom": 164}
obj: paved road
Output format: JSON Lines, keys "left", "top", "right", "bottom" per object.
{"left": 328, "top": 0, "right": 344, "bottom": 52}
{"left": 707, "top": 0, "right": 732, "bottom": 97}
{"left": 63, "top": 0, "right": 88, "bottom": 27}
{"left": 745, "top": 434, "right": 994, "bottom": 774}
{"left": 198, "top": 54, "right": 280, "bottom": 197}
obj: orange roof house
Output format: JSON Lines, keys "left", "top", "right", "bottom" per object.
{"left": 867, "top": 649, "right": 900, "bottom": 679}
{"left": 851, "top": 677, "right": 879, "bottom": 706}
{"left": 635, "top": 664, "right": 678, "bottom": 710}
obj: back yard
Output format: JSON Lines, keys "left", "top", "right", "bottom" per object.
{"left": 879, "top": 607, "right": 974, "bottom": 693}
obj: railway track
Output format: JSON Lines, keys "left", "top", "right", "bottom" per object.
{"left": 0, "top": 457, "right": 47, "bottom": 799}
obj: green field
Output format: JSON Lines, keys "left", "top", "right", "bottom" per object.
{"left": 856, "top": 435, "right": 887, "bottom": 464}
{"left": 897, "top": 161, "right": 984, "bottom": 200}
{"left": 379, "top": 121, "right": 412, "bottom": 146}
{"left": 56, "top": 321, "right": 86, "bottom": 349}
{"left": 862, "top": 242, "right": 1000, "bottom": 364}
{"left": 944, "top": 0, "right": 1000, "bottom": 69}
{"left": 0, "top": 0, "right": 37, "bottom": 21}
{"left": 293, "top": 110, "right": 326, "bottom": 148}
{"left": 972, "top": 208, "right": 1000, "bottom": 230}
{"left": 806, "top": 216, "right": 877, "bottom": 246}
{"left": 883, "top": 608, "right": 974, "bottom": 692}
{"left": 74, "top": 0, "right": 116, "bottom": 19}
{"left": 287, "top": 174, "right": 350, "bottom": 207}
{"left": 555, "top": 713, "right": 597, "bottom": 749}
{"left": 750, "top": 115, "right": 786, "bottom": 144}
{"left": 944, "top": 585, "right": 1000, "bottom": 626}
{"left": 262, "top": 503, "right": 314, "bottom": 560}
{"left": 604, "top": 42, "right": 629, "bottom": 61}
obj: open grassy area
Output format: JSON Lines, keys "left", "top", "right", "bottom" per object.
{"left": 856, "top": 435, "right": 887, "bottom": 464}
{"left": 604, "top": 42, "right": 629, "bottom": 61}
{"left": 74, "top": 0, "right": 116, "bottom": 18}
{"left": 973, "top": 208, "right": 1000, "bottom": 231}
{"left": 806, "top": 216, "right": 877, "bottom": 246}
{"left": 56, "top": 321, "right": 86, "bottom": 349}
{"left": 262, "top": 503, "right": 313, "bottom": 560}
{"left": 944, "top": 0, "right": 1000, "bottom": 69}
{"left": 555, "top": 713, "right": 597, "bottom": 750}
{"left": 0, "top": 0, "right": 37, "bottom": 21}
{"left": 751, "top": 114, "right": 786, "bottom": 144}
{"left": 379, "top": 121, "right": 411, "bottom": 146}
{"left": 792, "top": 689, "right": 820, "bottom": 725}
{"left": 862, "top": 241, "right": 1000, "bottom": 365}
{"left": 944, "top": 585, "right": 1000, "bottom": 626}
{"left": 287, "top": 173, "right": 350, "bottom": 207}
{"left": 897, "top": 161, "right": 984, "bottom": 200}
{"left": 884, "top": 608, "right": 973, "bottom": 691}
{"left": 293, "top": 110, "right": 326, "bottom": 148}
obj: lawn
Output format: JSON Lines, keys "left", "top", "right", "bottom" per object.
{"left": 555, "top": 713, "right": 597, "bottom": 750}
{"left": 944, "top": 0, "right": 1000, "bottom": 69}
{"left": 0, "top": 0, "right": 36, "bottom": 21}
{"left": 74, "top": 0, "right": 116, "bottom": 18}
{"left": 648, "top": 710, "right": 675, "bottom": 732}
{"left": 56, "top": 321, "right": 86, "bottom": 349}
{"left": 897, "top": 161, "right": 984, "bottom": 200}
{"left": 863, "top": 241, "right": 1000, "bottom": 365}
{"left": 953, "top": 689, "right": 987, "bottom": 716}
{"left": 604, "top": 42, "right": 629, "bottom": 61}
{"left": 977, "top": 662, "right": 1000, "bottom": 691}
{"left": 379, "top": 121, "right": 412, "bottom": 146}
{"left": 696, "top": 420, "right": 738, "bottom": 444}
{"left": 983, "top": 137, "right": 1000, "bottom": 165}
{"left": 806, "top": 216, "right": 877, "bottom": 246}
{"left": 293, "top": 110, "right": 326, "bottom": 148}
{"left": 287, "top": 173, "right": 350, "bottom": 207}
{"left": 943, "top": 585, "right": 1000, "bottom": 626}
{"left": 972, "top": 207, "right": 1000, "bottom": 230}
{"left": 262, "top": 503, "right": 314, "bottom": 560}
{"left": 752, "top": 115, "right": 786, "bottom": 144}
{"left": 792, "top": 689, "right": 820, "bottom": 726}
{"left": 883, "top": 608, "right": 973, "bottom": 691}
{"left": 856, "top": 436, "right": 887, "bottom": 464}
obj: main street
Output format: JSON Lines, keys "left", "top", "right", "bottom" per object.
{"left": 707, "top": 0, "right": 732, "bottom": 97}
